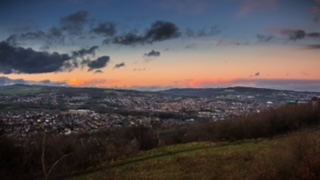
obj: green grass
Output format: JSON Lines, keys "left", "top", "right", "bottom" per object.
{"left": 70, "top": 140, "right": 274, "bottom": 180}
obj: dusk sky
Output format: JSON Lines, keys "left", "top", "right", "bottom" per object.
{"left": 0, "top": 0, "right": 320, "bottom": 91}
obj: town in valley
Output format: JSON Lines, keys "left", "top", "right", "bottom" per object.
{"left": 1, "top": 85, "right": 319, "bottom": 139}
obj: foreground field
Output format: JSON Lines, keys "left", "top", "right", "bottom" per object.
{"left": 71, "top": 129, "right": 320, "bottom": 180}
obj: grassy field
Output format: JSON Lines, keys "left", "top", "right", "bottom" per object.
{"left": 70, "top": 139, "right": 275, "bottom": 180}
{"left": 69, "top": 129, "right": 320, "bottom": 180}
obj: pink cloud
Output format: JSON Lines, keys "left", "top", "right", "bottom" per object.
{"left": 237, "top": 0, "right": 276, "bottom": 17}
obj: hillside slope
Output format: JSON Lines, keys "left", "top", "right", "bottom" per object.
{"left": 70, "top": 129, "right": 320, "bottom": 180}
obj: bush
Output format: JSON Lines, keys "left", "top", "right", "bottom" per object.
{"left": 249, "top": 130, "right": 320, "bottom": 180}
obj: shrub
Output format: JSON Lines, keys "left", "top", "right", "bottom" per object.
{"left": 249, "top": 130, "right": 320, "bottom": 180}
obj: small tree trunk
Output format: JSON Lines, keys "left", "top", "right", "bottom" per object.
{"left": 42, "top": 132, "right": 47, "bottom": 180}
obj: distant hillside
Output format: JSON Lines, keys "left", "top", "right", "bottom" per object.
{"left": 0, "top": 84, "right": 147, "bottom": 96}
{"left": 0, "top": 85, "right": 278, "bottom": 97}
{"left": 1, "top": 84, "right": 318, "bottom": 105}
{"left": 158, "top": 86, "right": 292, "bottom": 98}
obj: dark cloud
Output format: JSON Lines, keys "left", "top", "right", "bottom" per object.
{"left": 0, "top": 41, "right": 111, "bottom": 74}
{"left": 19, "top": 30, "right": 47, "bottom": 40}
{"left": 113, "top": 62, "right": 125, "bottom": 69}
{"left": 102, "top": 38, "right": 112, "bottom": 44}
{"left": 92, "top": 22, "right": 116, "bottom": 37}
{"left": 6, "top": 27, "right": 65, "bottom": 48}
{"left": 249, "top": 72, "right": 260, "bottom": 77}
{"left": 47, "top": 27, "right": 65, "bottom": 44}
{"left": 308, "top": 32, "right": 320, "bottom": 38}
{"left": 305, "top": 44, "right": 320, "bottom": 49}
{"left": 72, "top": 45, "right": 98, "bottom": 59}
{"left": 87, "top": 56, "right": 110, "bottom": 71}
{"left": 40, "top": 45, "right": 50, "bottom": 51}
{"left": 6, "top": 14, "right": 181, "bottom": 48}
{"left": 185, "top": 26, "right": 220, "bottom": 38}
{"left": 280, "top": 29, "right": 306, "bottom": 41}
{"left": 256, "top": 34, "right": 273, "bottom": 42}
{"left": 0, "top": 41, "right": 72, "bottom": 74}
{"left": 112, "top": 32, "right": 144, "bottom": 45}
{"left": 111, "top": 21, "right": 180, "bottom": 45}
{"left": 185, "top": 43, "right": 197, "bottom": 49}
{"left": 144, "top": 50, "right": 160, "bottom": 57}
{"left": 6, "top": 31, "right": 42, "bottom": 45}
{"left": 60, "top": 10, "right": 90, "bottom": 35}
{"left": 94, "top": 70, "right": 103, "bottom": 74}
{"left": 6, "top": 35, "right": 19, "bottom": 46}
{"left": 4, "top": 11, "right": 91, "bottom": 48}
{"left": 144, "top": 21, "right": 180, "bottom": 42}
{"left": 277, "top": 29, "right": 320, "bottom": 41}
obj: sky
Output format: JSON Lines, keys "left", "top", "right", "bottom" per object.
{"left": 0, "top": 0, "right": 320, "bottom": 91}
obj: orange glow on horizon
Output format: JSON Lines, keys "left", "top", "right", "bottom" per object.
{"left": 173, "top": 78, "right": 236, "bottom": 88}
{"left": 67, "top": 78, "right": 122, "bottom": 87}
{"left": 62, "top": 77, "right": 320, "bottom": 91}
{"left": 66, "top": 77, "right": 239, "bottom": 89}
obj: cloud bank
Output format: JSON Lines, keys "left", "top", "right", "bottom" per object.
{"left": 111, "top": 21, "right": 181, "bottom": 45}
{"left": 0, "top": 41, "right": 109, "bottom": 74}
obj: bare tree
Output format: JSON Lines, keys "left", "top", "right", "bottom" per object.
{"left": 41, "top": 132, "right": 70, "bottom": 180}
